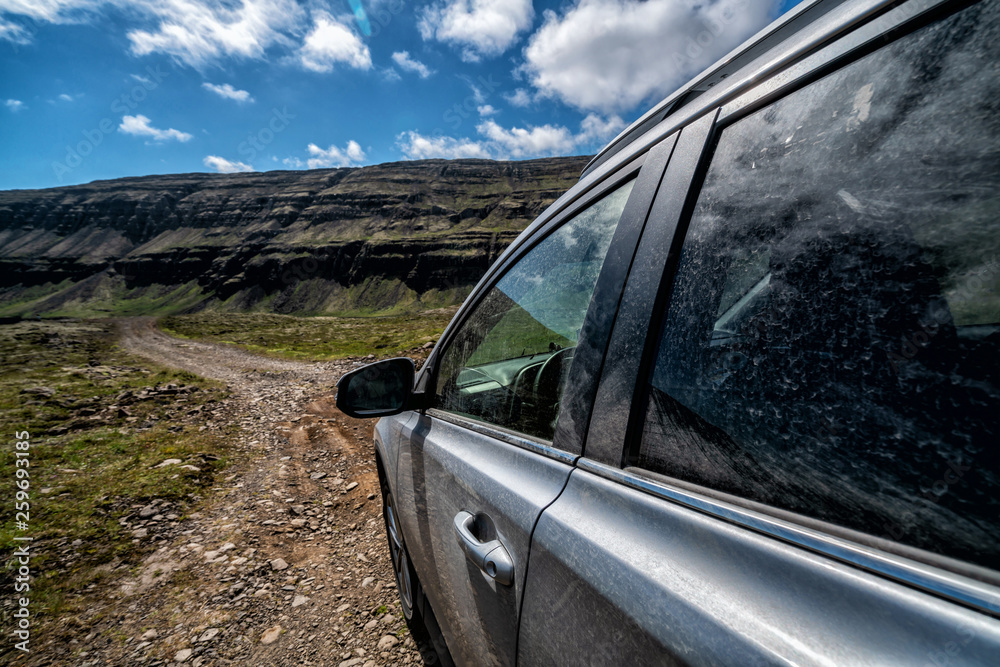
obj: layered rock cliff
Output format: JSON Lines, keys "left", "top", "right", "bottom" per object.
{"left": 0, "top": 156, "right": 590, "bottom": 317}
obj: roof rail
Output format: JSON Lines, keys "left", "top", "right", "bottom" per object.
{"left": 581, "top": 0, "right": 850, "bottom": 179}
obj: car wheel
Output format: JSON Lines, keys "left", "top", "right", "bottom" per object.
{"left": 380, "top": 473, "right": 454, "bottom": 667}
{"left": 383, "top": 479, "right": 415, "bottom": 619}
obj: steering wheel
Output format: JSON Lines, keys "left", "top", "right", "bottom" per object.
{"left": 533, "top": 346, "right": 576, "bottom": 407}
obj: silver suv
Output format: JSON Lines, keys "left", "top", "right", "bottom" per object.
{"left": 337, "top": 0, "right": 1000, "bottom": 663}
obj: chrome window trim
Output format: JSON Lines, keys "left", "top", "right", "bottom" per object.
{"left": 577, "top": 457, "right": 1000, "bottom": 618}
{"left": 425, "top": 408, "right": 579, "bottom": 466}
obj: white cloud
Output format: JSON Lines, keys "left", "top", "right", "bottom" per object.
{"left": 299, "top": 11, "right": 371, "bottom": 73}
{"left": 58, "top": 93, "right": 74, "bottom": 102}
{"left": 5, "top": 98, "right": 25, "bottom": 111}
{"left": 202, "top": 82, "right": 254, "bottom": 103}
{"left": 477, "top": 104, "right": 497, "bottom": 117}
{"left": 203, "top": 155, "right": 254, "bottom": 173}
{"left": 0, "top": 0, "right": 100, "bottom": 24}
{"left": 0, "top": 0, "right": 386, "bottom": 72}
{"left": 0, "top": 0, "right": 309, "bottom": 66}
{"left": 398, "top": 113, "right": 624, "bottom": 161}
{"left": 126, "top": 0, "right": 305, "bottom": 68}
{"left": 477, "top": 119, "right": 576, "bottom": 158}
{"left": 523, "top": 0, "right": 777, "bottom": 113}
{"left": 119, "top": 114, "right": 192, "bottom": 142}
{"left": 464, "top": 79, "right": 486, "bottom": 104}
{"left": 577, "top": 112, "right": 626, "bottom": 144}
{"left": 0, "top": 17, "right": 30, "bottom": 44}
{"left": 0, "top": 0, "right": 383, "bottom": 71}
{"left": 397, "top": 131, "right": 491, "bottom": 160}
{"left": 418, "top": 0, "right": 533, "bottom": 62}
{"left": 505, "top": 88, "right": 532, "bottom": 108}
{"left": 130, "top": 73, "right": 152, "bottom": 85}
{"left": 303, "top": 140, "right": 366, "bottom": 168}
{"left": 391, "top": 51, "right": 432, "bottom": 78}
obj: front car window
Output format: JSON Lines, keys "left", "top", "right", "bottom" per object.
{"left": 435, "top": 179, "right": 635, "bottom": 441}
{"left": 639, "top": 2, "right": 1000, "bottom": 571}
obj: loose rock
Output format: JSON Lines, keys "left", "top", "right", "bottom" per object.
{"left": 260, "top": 625, "right": 282, "bottom": 645}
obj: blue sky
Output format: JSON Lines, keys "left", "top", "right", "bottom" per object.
{"left": 1, "top": 0, "right": 802, "bottom": 190}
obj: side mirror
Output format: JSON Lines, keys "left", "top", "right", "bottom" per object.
{"left": 336, "top": 358, "right": 418, "bottom": 418}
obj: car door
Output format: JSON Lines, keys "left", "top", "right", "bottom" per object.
{"left": 392, "top": 140, "right": 675, "bottom": 666}
{"left": 520, "top": 1, "right": 1000, "bottom": 663}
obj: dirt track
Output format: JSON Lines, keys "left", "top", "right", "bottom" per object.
{"left": 31, "top": 318, "right": 428, "bottom": 666}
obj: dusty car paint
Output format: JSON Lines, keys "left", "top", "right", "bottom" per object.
{"left": 352, "top": 0, "right": 1000, "bottom": 663}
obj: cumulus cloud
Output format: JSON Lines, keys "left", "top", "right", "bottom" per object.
{"left": 391, "top": 51, "right": 432, "bottom": 78}
{"left": 302, "top": 140, "right": 366, "bottom": 168}
{"left": 477, "top": 119, "right": 576, "bottom": 159}
{"left": 203, "top": 155, "right": 254, "bottom": 173}
{"left": 299, "top": 11, "right": 371, "bottom": 73}
{"left": 477, "top": 104, "right": 497, "bottom": 117}
{"left": 202, "top": 82, "right": 254, "bottom": 103}
{"left": 522, "top": 0, "right": 777, "bottom": 113}
{"left": 1, "top": 0, "right": 390, "bottom": 71}
{"left": 5, "top": 98, "right": 25, "bottom": 111}
{"left": 398, "top": 113, "right": 624, "bottom": 161}
{"left": 418, "top": 0, "right": 533, "bottom": 62}
{"left": 577, "top": 113, "right": 626, "bottom": 144}
{"left": 396, "top": 131, "right": 492, "bottom": 160}
{"left": 0, "top": 0, "right": 308, "bottom": 67}
{"left": 127, "top": 0, "right": 306, "bottom": 68}
{"left": 505, "top": 88, "right": 532, "bottom": 108}
{"left": 119, "top": 114, "right": 192, "bottom": 142}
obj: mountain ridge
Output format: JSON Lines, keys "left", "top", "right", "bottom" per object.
{"left": 0, "top": 156, "right": 591, "bottom": 317}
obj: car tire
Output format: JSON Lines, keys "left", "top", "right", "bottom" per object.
{"left": 380, "top": 473, "right": 455, "bottom": 667}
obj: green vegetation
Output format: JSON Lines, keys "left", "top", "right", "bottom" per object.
{"left": 159, "top": 311, "right": 455, "bottom": 360}
{"left": 0, "top": 279, "right": 74, "bottom": 314}
{"left": 0, "top": 272, "right": 476, "bottom": 320}
{"left": 0, "top": 276, "right": 210, "bottom": 320}
{"left": 467, "top": 302, "right": 573, "bottom": 367}
{"left": 0, "top": 156, "right": 591, "bottom": 320}
{"left": 0, "top": 320, "right": 233, "bottom": 620}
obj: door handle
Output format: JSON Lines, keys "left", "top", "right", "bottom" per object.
{"left": 453, "top": 511, "right": 514, "bottom": 586}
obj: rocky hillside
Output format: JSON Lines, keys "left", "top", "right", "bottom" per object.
{"left": 0, "top": 156, "right": 590, "bottom": 317}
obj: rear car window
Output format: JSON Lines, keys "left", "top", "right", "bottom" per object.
{"left": 638, "top": 1, "right": 1000, "bottom": 571}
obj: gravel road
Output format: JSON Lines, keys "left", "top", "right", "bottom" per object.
{"left": 37, "top": 318, "right": 430, "bottom": 667}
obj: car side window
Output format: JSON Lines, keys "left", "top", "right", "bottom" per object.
{"left": 638, "top": 2, "right": 1000, "bottom": 571}
{"left": 435, "top": 178, "right": 636, "bottom": 441}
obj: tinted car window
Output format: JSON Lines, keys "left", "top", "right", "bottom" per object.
{"left": 638, "top": 2, "right": 1000, "bottom": 570}
{"left": 436, "top": 179, "right": 635, "bottom": 440}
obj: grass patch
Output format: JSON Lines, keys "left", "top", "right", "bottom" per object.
{"left": 0, "top": 319, "right": 233, "bottom": 625}
{"left": 159, "top": 311, "right": 455, "bottom": 361}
